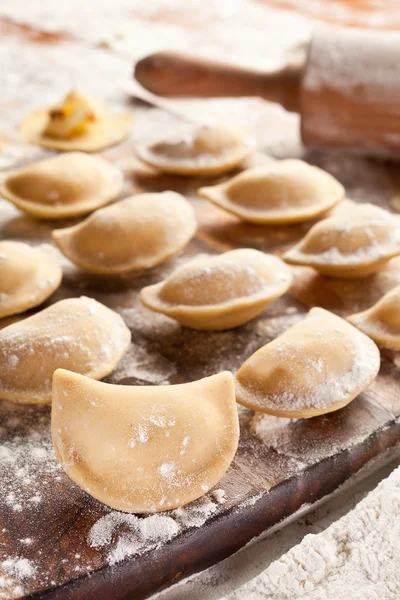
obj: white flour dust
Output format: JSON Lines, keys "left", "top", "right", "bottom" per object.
{"left": 87, "top": 492, "right": 226, "bottom": 566}
{"left": 224, "top": 465, "right": 400, "bottom": 600}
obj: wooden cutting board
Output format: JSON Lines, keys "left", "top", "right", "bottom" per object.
{"left": 0, "top": 11, "right": 400, "bottom": 600}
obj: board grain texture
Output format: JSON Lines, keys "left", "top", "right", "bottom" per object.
{"left": 0, "top": 3, "right": 400, "bottom": 600}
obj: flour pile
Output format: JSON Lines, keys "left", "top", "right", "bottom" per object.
{"left": 224, "top": 465, "right": 400, "bottom": 599}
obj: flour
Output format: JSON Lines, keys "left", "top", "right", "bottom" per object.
{"left": 87, "top": 492, "right": 225, "bottom": 565}
{"left": 224, "top": 466, "right": 400, "bottom": 600}
{"left": 0, "top": 557, "right": 36, "bottom": 599}
{"left": 1, "top": 558, "right": 35, "bottom": 579}
{"left": 305, "top": 27, "right": 400, "bottom": 99}
{"left": 0, "top": 0, "right": 310, "bottom": 73}
{"left": 0, "top": 402, "right": 58, "bottom": 597}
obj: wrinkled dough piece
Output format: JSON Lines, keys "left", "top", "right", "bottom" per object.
{"left": 199, "top": 159, "right": 344, "bottom": 224}
{"left": 0, "top": 241, "right": 62, "bottom": 318}
{"left": 140, "top": 248, "right": 292, "bottom": 330}
{"left": 52, "top": 369, "right": 239, "bottom": 512}
{"left": 348, "top": 284, "right": 400, "bottom": 349}
{"left": 0, "top": 297, "right": 131, "bottom": 404}
{"left": 136, "top": 124, "right": 255, "bottom": 176}
{"left": 0, "top": 152, "right": 123, "bottom": 220}
{"left": 284, "top": 203, "right": 400, "bottom": 278}
{"left": 20, "top": 90, "right": 133, "bottom": 152}
{"left": 235, "top": 307, "right": 380, "bottom": 418}
{"left": 52, "top": 192, "right": 197, "bottom": 274}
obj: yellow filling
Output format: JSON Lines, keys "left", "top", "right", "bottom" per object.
{"left": 43, "top": 90, "right": 104, "bottom": 140}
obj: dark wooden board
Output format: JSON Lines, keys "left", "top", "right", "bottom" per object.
{"left": 0, "top": 13, "right": 400, "bottom": 600}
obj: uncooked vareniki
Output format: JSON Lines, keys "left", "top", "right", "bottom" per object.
{"left": 140, "top": 249, "right": 292, "bottom": 330}
{"left": 52, "top": 192, "right": 197, "bottom": 274}
{"left": 199, "top": 159, "right": 344, "bottom": 224}
{"left": 136, "top": 124, "right": 254, "bottom": 176}
{"left": 0, "top": 297, "right": 131, "bottom": 404}
{"left": 0, "top": 152, "right": 123, "bottom": 220}
{"left": 284, "top": 203, "right": 400, "bottom": 278}
{"left": 0, "top": 241, "right": 62, "bottom": 319}
{"left": 20, "top": 89, "right": 133, "bottom": 152}
{"left": 348, "top": 284, "right": 400, "bottom": 349}
{"left": 235, "top": 307, "right": 380, "bottom": 418}
{"left": 52, "top": 369, "right": 239, "bottom": 512}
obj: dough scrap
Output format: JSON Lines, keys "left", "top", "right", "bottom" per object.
{"left": 284, "top": 203, "right": 400, "bottom": 278}
{"left": 199, "top": 159, "right": 344, "bottom": 224}
{"left": 235, "top": 307, "right": 380, "bottom": 418}
{"left": 348, "top": 284, "right": 400, "bottom": 349}
{"left": 20, "top": 90, "right": 133, "bottom": 152}
{"left": 0, "top": 152, "right": 123, "bottom": 220}
{"left": 52, "top": 191, "right": 197, "bottom": 274}
{"left": 0, "top": 241, "right": 62, "bottom": 319}
{"left": 136, "top": 124, "right": 255, "bottom": 176}
{"left": 52, "top": 369, "right": 239, "bottom": 512}
{"left": 140, "top": 248, "right": 292, "bottom": 330}
{"left": 0, "top": 296, "right": 131, "bottom": 404}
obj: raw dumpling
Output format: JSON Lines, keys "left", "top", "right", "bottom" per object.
{"left": 0, "top": 152, "right": 123, "bottom": 219}
{"left": 0, "top": 297, "right": 131, "bottom": 404}
{"left": 20, "top": 89, "right": 133, "bottom": 152}
{"left": 52, "top": 192, "right": 197, "bottom": 274}
{"left": 235, "top": 307, "right": 380, "bottom": 418}
{"left": 52, "top": 369, "right": 239, "bottom": 512}
{"left": 0, "top": 241, "right": 62, "bottom": 319}
{"left": 284, "top": 203, "right": 400, "bottom": 278}
{"left": 140, "top": 248, "right": 292, "bottom": 330}
{"left": 136, "top": 124, "right": 254, "bottom": 176}
{"left": 348, "top": 284, "right": 400, "bottom": 349}
{"left": 199, "top": 159, "right": 344, "bottom": 224}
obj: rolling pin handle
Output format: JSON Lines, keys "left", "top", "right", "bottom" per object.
{"left": 134, "top": 51, "right": 303, "bottom": 113}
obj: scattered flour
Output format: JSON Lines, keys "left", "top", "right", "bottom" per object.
{"left": 87, "top": 492, "right": 224, "bottom": 565}
{"left": 0, "top": 557, "right": 36, "bottom": 600}
{"left": 224, "top": 465, "right": 400, "bottom": 600}
{"left": 1, "top": 557, "right": 35, "bottom": 579}
{"left": 0, "top": 402, "right": 59, "bottom": 598}
{"left": 211, "top": 489, "right": 227, "bottom": 505}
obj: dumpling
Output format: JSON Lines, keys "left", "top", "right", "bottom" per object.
{"left": 235, "top": 307, "right": 380, "bottom": 418}
{"left": 199, "top": 159, "right": 344, "bottom": 224}
{"left": 0, "top": 297, "right": 131, "bottom": 404}
{"left": 140, "top": 249, "right": 292, "bottom": 330}
{"left": 135, "top": 124, "right": 255, "bottom": 176}
{"left": 0, "top": 152, "right": 123, "bottom": 219}
{"left": 52, "top": 369, "right": 239, "bottom": 512}
{"left": 0, "top": 241, "right": 62, "bottom": 319}
{"left": 348, "top": 284, "right": 400, "bottom": 349}
{"left": 20, "top": 89, "right": 133, "bottom": 152}
{"left": 52, "top": 192, "right": 197, "bottom": 274}
{"left": 284, "top": 203, "right": 400, "bottom": 278}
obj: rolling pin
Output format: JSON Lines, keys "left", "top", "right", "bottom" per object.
{"left": 134, "top": 27, "right": 400, "bottom": 157}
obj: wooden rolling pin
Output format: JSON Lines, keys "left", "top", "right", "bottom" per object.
{"left": 134, "top": 27, "right": 400, "bottom": 157}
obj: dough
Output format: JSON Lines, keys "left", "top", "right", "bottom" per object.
{"left": 52, "top": 369, "right": 239, "bottom": 512}
{"left": 0, "top": 241, "right": 62, "bottom": 319}
{"left": 348, "top": 284, "right": 400, "bottom": 349}
{"left": 0, "top": 152, "right": 123, "bottom": 220}
{"left": 235, "top": 307, "right": 380, "bottom": 418}
{"left": 0, "top": 296, "right": 131, "bottom": 404}
{"left": 52, "top": 191, "right": 197, "bottom": 274}
{"left": 20, "top": 89, "right": 133, "bottom": 152}
{"left": 140, "top": 248, "right": 292, "bottom": 330}
{"left": 199, "top": 159, "right": 344, "bottom": 224}
{"left": 284, "top": 203, "right": 400, "bottom": 278}
{"left": 136, "top": 124, "right": 254, "bottom": 176}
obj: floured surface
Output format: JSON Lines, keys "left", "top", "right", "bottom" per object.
{"left": 224, "top": 465, "right": 400, "bottom": 600}
{"left": 0, "top": 2, "right": 400, "bottom": 599}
